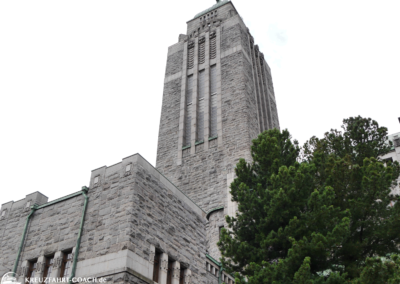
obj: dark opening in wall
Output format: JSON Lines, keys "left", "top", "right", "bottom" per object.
{"left": 26, "top": 260, "right": 38, "bottom": 284}
{"left": 166, "top": 258, "right": 175, "bottom": 284}
{"left": 60, "top": 250, "right": 73, "bottom": 279}
{"left": 152, "top": 250, "right": 162, "bottom": 282}
{"left": 43, "top": 255, "right": 55, "bottom": 283}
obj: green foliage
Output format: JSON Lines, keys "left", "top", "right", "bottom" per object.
{"left": 218, "top": 116, "right": 400, "bottom": 283}
{"left": 352, "top": 254, "right": 400, "bottom": 284}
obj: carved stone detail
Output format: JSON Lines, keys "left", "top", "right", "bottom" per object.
{"left": 53, "top": 257, "right": 62, "bottom": 269}
{"left": 198, "top": 37, "right": 205, "bottom": 44}
{"left": 172, "top": 267, "right": 180, "bottom": 279}
{"left": 36, "top": 262, "right": 44, "bottom": 273}
{"left": 21, "top": 265, "right": 28, "bottom": 277}
{"left": 149, "top": 251, "right": 155, "bottom": 264}
{"left": 160, "top": 259, "right": 168, "bottom": 272}
{"left": 184, "top": 275, "right": 191, "bottom": 284}
{"left": 209, "top": 31, "right": 216, "bottom": 39}
{"left": 188, "top": 41, "right": 195, "bottom": 49}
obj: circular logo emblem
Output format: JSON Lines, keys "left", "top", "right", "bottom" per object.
{"left": 1, "top": 272, "right": 19, "bottom": 284}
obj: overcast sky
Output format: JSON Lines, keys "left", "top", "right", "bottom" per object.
{"left": 1, "top": 0, "right": 399, "bottom": 206}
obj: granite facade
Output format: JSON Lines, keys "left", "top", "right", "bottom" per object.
{"left": 1, "top": 2, "right": 279, "bottom": 284}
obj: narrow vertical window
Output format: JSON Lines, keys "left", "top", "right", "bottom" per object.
{"left": 198, "top": 37, "right": 205, "bottom": 64}
{"left": 187, "top": 41, "right": 194, "bottom": 69}
{"left": 185, "top": 75, "right": 193, "bottom": 147}
{"left": 166, "top": 260, "right": 174, "bottom": 284}
{"left": 27, "top": 261, "right": 37, "bottom": 284}
{"left": 43, "top": 256, "right": 54, "bottom": 284}
{"left": 210, "top": 65, "right": 218, "bottom": 138}
{"left": 210, "top": 31, "right": 216, "bottom": 59}
{"left": 60, "top": 252, "right": 72, "bottom": 279}
{"left": 197, "top": 70, "right": 205, "bottom": 142}
{"left": 152, "top": 251, "right": 161, "bottom": 282}
{"left": 179, "top": 267, "right": 186, "bottom": 284}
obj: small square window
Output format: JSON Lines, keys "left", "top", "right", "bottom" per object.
{"left": 26, "top": 201, "right": 31, "bottom": 208}
{"left": 126, "top": 164, "right": 131, "bottom": 172}
{"left": 1, "top": 210, "right": 5, "bottom": 217}
{"left": 94, "top": 176, "right": 99, "bottom": 184}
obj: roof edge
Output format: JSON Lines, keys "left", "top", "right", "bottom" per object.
{"left": 187, "top": 0, "right": 235, "bottom": 23}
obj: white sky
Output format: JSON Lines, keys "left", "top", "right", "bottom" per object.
{"left": 1, "top": 0, "right": 399, "bottom": 206}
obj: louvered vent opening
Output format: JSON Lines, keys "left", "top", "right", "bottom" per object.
{"left": 199, "top": 37, "right": 205, "bottom": 64}
{"left": 209, "top": 64, "right": 218, "bottom": 137}
{"left": 188, "top": 42, "right": 195, "bottom": 69}
{"left": 210, "top": 33, "right": 216, "bottom": 59}
{"left": 184, "top": 75, "right": 193, "bottom": 147}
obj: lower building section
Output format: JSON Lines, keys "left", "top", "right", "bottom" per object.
{"left": 0, "top": 153, "right": 234, "bottom": 284}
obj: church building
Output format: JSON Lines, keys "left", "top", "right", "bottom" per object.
{"left": 0, "top": 1, "right": 279, "bottom": 284}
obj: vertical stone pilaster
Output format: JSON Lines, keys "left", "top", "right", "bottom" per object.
{"left": 49, "top": 251, "right": 63, "bottom": 283}
{"left": 255, "top": 48, "right": 270, "bottom": 130}
{"left": 248, "top": 35, "right": 261, "bottom": 133}
{"left": 148, "top": 245, "right": 155, "bottom": 279}
{"left": 171, "top": 261, "right": 180, "bottom": 284}
{"left": 254, "top": 45, "right": 268, "bottom": 131}
{"left": 203, "top": 31, "right": 210, "bottom": 150}
{"left": 183, "top": 269, "right": 192, "bottom": 284}
{"left": 226, "top": 172, "right": 237, "bottom": 218}
{"left": 259, "top": 53, "right": 273, "bottom": 130}
{"left": 191, "top": 37, "right": 199, "bottom": 155}
{"left": 34, "top": 255, "right": 46, "bottom": 282}
{"left": 158, "top": 253, "right": 169, "bottom": 284}
{"left": 19, "top": 260, "right": 29, "bottom": 283}
{"left": 215, "top": 26, "right": 223, "bottom": 146}
{"left": 177, "top": 41, "right": 189, "bottom": 166}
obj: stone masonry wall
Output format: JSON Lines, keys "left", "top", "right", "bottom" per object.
{"left": 1, "top": 154, "right": 208, "bottom": 283}
{"left": 206, "top": 210, "right": 225, "bottom": 260}
{"left": 0, "top": 192, "right": 48, "bottom": 276}
{"left": 165, "top": 49, "right": 184, "bottom": 77}
{"left": 156, "top": 77, "right": 182, "bottom": 175}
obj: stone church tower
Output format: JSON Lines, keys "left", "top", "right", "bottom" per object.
{"left": 0, "top": 1, "right": 279, "bottom": 283}
{"left": 156, "top": 0, "right": 280, "bottom": 258}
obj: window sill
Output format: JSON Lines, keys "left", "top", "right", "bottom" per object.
{"left": 208, "top": 136, "right": 218, "bottom": 141}
{"left": 182, "top": 145, "right": 191, "bottom": 150}
{"left": 195, "top": 140, "right": 204, "bottom": 145}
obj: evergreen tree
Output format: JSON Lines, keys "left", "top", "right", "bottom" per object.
{"left": 218, "top": 116, "right": 400, "bottom": 283}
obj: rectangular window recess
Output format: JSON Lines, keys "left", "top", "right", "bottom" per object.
{"left": 195, "top": 140, "right": 204, "bottom": 145}
{"left": 211, "top": 92, "right": 217, "bottom": 96}
{"left": 208, "top": 136, "right": 218, "bottom": 141}
{"left": 182, "top": 145, "right": 191, "bottom": 150}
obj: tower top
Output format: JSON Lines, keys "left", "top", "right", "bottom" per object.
{"left": 193, "top": 0, "right": 231, "bottom": 20}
